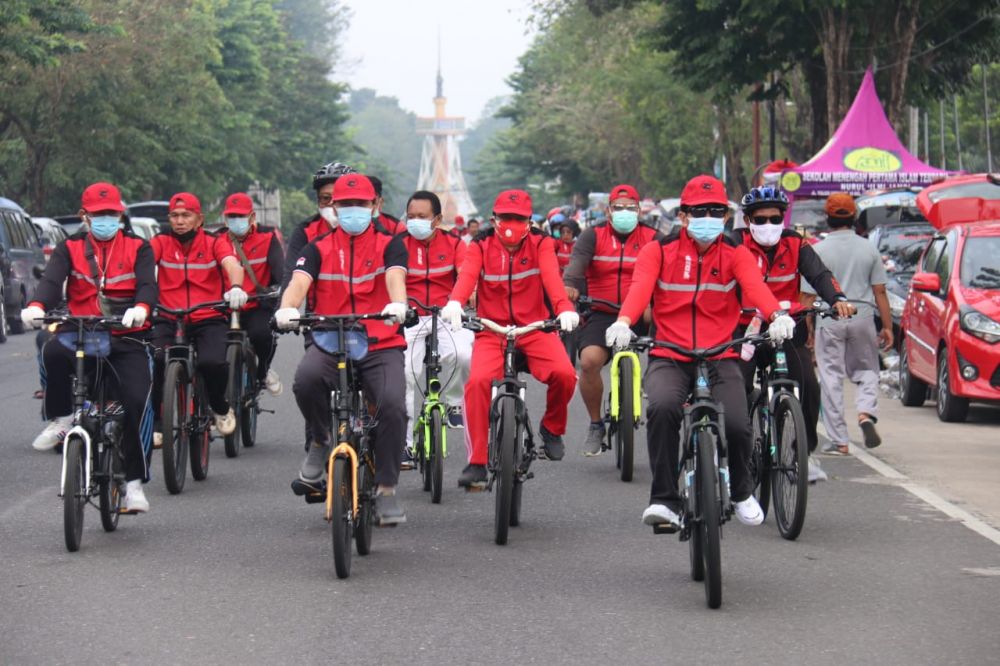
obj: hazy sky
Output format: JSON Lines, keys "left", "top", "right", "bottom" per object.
{"left": 338, "top": 0, "right": 535, "bottom": 123}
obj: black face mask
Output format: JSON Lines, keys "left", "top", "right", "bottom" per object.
{"left": 171, "top": 228, "right": 198, "bottom": 243}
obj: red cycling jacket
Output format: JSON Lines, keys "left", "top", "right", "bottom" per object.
{"left": 401, "top": 229, "right": 466, "bottom": 314}
{"left": 151, "top": 230, "right": 234, "bottom": 322}
{"left": 584, "top": 223, "right": 659, "bottom": 312}
{"left": 555, "top": 238, "right": 574, "bottom": 272}
{"left": 450, "top": 228, "right": 572, "bottom": 327}
{"left": 619, "top": 229, "right": 780, "bottom": 361}
{"left": 294, "top": 225, "right": 408, "bottom": 352}
{"left": 217, "top": 226, "right": 284, "bottom": 310}
{"left": 30, "top": 231, "right": 157, "bottom": 335}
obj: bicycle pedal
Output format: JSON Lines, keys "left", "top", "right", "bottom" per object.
{"left": 259, "top": 408, "right": 276, "bottom": 414}
{"left": 117, "top": 508, "right": 140, "bottom": 516}
{"left": 652, "top": 523, "right": 680, "bottom": 535}
{"left": 291, "top": 478, "right": 325, "bottom": 497}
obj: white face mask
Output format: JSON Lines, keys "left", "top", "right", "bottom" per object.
{"left": 748, "top": 223, "right": 784, "bottom": 247}
{"left": 319, "top": 206, "right": 338, "bottom": 228}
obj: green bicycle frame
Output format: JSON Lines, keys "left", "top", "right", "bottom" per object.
{"left": 609, "top": 349, "right": 642, "bottom": 422}
{"left": 415, "top": 375, "right": 448, "bottom": 459}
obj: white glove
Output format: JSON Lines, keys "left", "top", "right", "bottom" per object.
{"left": 557, "top": 310, "right": 580, "bottom": 333}
{"left": 121, "top": 306, "right": 147, "bottom": 328}
{"left": 224, "top": 286, "right": 249, "bottom": 310}
{"left": 605, "top": 321, "right": 634, "bottom": 348}
{"left": 21, "top": 305, "right": 45, "bottom": 330}
{"left": 381, "top": 301, "right": 407, "bottom": 325}
{"left": 441, "top": 300, "right": 464, "bottom": 332}
{"left": 768, "top": 314, "right": 796, "bottom": 343}
{"left": 274, "top": 307, "right": 300, "bottom": 331}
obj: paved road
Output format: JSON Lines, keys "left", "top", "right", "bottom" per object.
{"left": 2, "top": 330, "right": 999, "bottom": 664}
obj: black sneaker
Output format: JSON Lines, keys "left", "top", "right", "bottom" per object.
{"left": 375, "top": 492, "right": 406, "bottom": 526}
{"left": 859, "top": 417, "right": 882, "bottom": 449}
{"left": 539, "top": 425, "right": 565, "bottom": 461}
{"left": 447, "top": 405, "right": 465, "bottom": 429}
{"left": 400, "top": 446, "right": 416, "bottom": 471}
{"left": 457, "top": 463, "right": 487, "bottom": 489}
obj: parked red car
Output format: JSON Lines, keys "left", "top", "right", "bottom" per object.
{"left": 898, "top": 220, "right": 1000, "bottom": 421}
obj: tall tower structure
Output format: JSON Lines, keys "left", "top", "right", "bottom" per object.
{"left": 416, "top": 50, "right": 477, "bottom": 222}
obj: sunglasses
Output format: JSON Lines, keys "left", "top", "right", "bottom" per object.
{"left": 687, "top": 206, "right": 728, "bottom": 218}
{"left": 610, "top": 204, "right": 639, "bottom": 212}
{"left": 750, "top": 215, "right": 784, "bottom": 225}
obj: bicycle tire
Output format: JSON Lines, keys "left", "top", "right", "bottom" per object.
{"left": 190, "top": 378, "right": 211, "bottom": 481}
{"left": 161, "top": 362, "right": 189, "bottom": 495}
{"left": 224, "top": 345, "right": 242, "bottom": 458}
{"left": 494, "top": 395, "right": 516, "bottom": 545}
{"left": 748, "top": 389, "right": 771, "bottom": 519}
{"left": 697, "top": 429, "right": 723, "bottom": 609}
{"left": 354, "top": 455, "right": 375, "bottom": 555}
{"left": 617, "top": 355, "right": 636, "bottom": 483}
{"left": 331, "top": 455, "right": 353, "bottom": 579}
{"left": 688, "top": 459, "right": 704, "bottom": 582}
{"left": 63, "top": 436, "right": 86, "bottom": 552}
{"left": 430, "top": 408, "right": 444, "bottom": 504}
{"left": 771, "top": 392, "right": 808, "bottom": 541}
{"left": 418, "top": 424, "right": 432, "bottom": 492}
{"left": 241, "top": 351, "right": 258, "bottom": 447}
{"left": 98, "top": 445, "right": 122, "bottom": 532}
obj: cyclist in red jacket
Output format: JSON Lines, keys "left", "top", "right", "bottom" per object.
{"left": 441, "top": 189, "right": 580, "bottom": 489}
{"left": 605, "top": 175, "right": 796, "bottom": 529}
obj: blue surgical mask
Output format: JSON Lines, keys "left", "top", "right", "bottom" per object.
{"left": 89, "top": 215, "right": 121, "bottom": 241}
{"left": 227, "top": 217, "right": 251, "bottom": 237}
{"left": 687, "top": 217, "right": 725, "bottom": 244}
{"left": 337, "top": 206, "right": 372, "bottom": 236}
{"left": 406, "top": 218, "right": 434, "bottom": 240}
{"left": 610, "top": 210, "right": 639, "bottom": 234}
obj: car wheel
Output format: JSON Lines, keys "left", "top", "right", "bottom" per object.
{"left": 7, "top": 289, "right": 25, "bottom": 335}
{"left": 898, "top": 338, "right": 926, "bottom": 407}
{"left": 936, "top": 348, "right": 969, "bottom": 423}
{"left": 0, "top": 289, "right": 8, "bottom": 343}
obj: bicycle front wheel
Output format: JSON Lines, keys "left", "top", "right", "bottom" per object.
{"left": 161, "top": 362, "right": 189, "bottom": 495}
{"left": 430, "top": 408, "right": 444, "bottom": 504}
{"left": 493, "top": 396, "right": 517, "bottom": 545}
{"left": 330, "top": 455, "right": 353, "bottom": 579}
{"left": 240, "top": 351, "right": 258, "bottom": 447}
{"left": 771, "top": 392, "right": 809, "bottom": 540}
{"left": 98, "top": 446, "right": 122, "bottom": 532}
{"left": 63, "top": 436, "right": 87, "bottom": 552}
{"left": 748, "top": 389, "right": 771, "bottom": 519}
{"left": 354, "top": 454, "right": 375, "bottom": 555}
{"left": 224, "top": 345, "right": 242, "bottom": 458}
{"left": 697, "top": 429, "right": 723, "bottom": 609}
{"left": 616, "top": 355, "right": 636, "bottom": 482}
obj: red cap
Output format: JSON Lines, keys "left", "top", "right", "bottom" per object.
{"left": 332, "top": 174, "right": 376, "bottom": 202}
{"left": 825, "top": 193, "right": 857, "bottom": 218}
{"left": 81, "top": 182, "right": 125, "bottom": 213}
{"left": 223, "top": 192, "right": 254, "bottom": 216}
{"left": 169, "top": 192, "right": 202, "bottom": 214}
{"left": 680, "top": 175, "right": 728, "bottom": 207}
{"left": 493, "top": 189, "right": 533, "bottom": 217}
{"left": 610, "top": 184, "right": 639, "bottom": 202}
{"left": 454, "top": 215, "right": 465, "bottom": 228}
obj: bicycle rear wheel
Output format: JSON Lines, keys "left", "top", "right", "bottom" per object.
{"left": 430, "top": 408, "right": 444, "bottom": 504}
{"left": 697, "top": 429, "right": 723, "bottom": 609}
{"left": 98, "top": 445, "right": 122, "bottom": 532}
{"left": 748, "top": 389, "right": 771, "bottom": 519}
{"left": 493, "top": 396, "right": 516, "bottom": 545}
{"left": 63, "top": 436, "right": 86, "bottom": 552}
{"left": 190, "top": 379, "right": 211, "bottom": 481}
{"left": 616, "top": 356, "right": 636, "bottom": 483}
{"left": 240, "top": 352, "right": 258, "bottom": 447}
{"left": 161, "top": 362, "right": 189, "bottom": 495}
{"left": 224, "top": 345, "right": 242, "bottom": 458}
{"left": 771, "top": 392, "right": 809, "bottom": 540}
{"left": 354, "top": 453, "right": 375, "bottom": 555}
{"left": 330, "top": 455, "right": 353, "bottom": 579}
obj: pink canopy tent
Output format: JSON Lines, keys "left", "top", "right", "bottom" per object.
{"left": 779, "top": 68, "right": 953, "bottom": 197}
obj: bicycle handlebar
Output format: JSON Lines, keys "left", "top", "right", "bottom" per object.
{"left": 635, "top": 333, "right": 769, "bottom": 360}
{"left": 465, "top": 315, "right": 558, "bottom": 338}
{"left": 577, "top": 295, "right": 620, "bottom": 313}
{"left": 39, "top": 314, "right": 121, "bottom": 327}
{"left": 155, "top": 301, "right": 229, "bottom": 317}
{"left": 406, "top": 297, "right": 442, "bottom": 314}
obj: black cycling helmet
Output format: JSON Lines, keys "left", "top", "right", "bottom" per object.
{"left": 312, "top": 162, "right": 356, "bottom": 191}
{"left": 741, "top": 185, "right": 789, "bottom": 213}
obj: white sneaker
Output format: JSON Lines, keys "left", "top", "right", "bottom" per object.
{"left": 214, "top": 408, "right": 236, "bottom": 435}
{"left": 642, "top": 503, "right": 681, "bottom": 528}
{"left": 31, "top": 415, "right": 73, "bottom": 451}
{"left": 808, "top": 456, "right": 828, "bottom": 483}
{"left": 152, "top": 431, "right": 163, "bottom": 450}
{"left": 265, "top": 369, "right": 283, "bottom": 396}
{"left": 734, "top": 496, "right": 765, "bottom": 526}
{"left": 124, "top": 480, "right": 149, "bottom": 513}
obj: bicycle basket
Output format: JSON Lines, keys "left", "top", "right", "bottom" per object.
{"left": 57, "top": 330, "right": 112, "bottom": 357}
{"left": 313, "top": 329, "right": 369, "bottom": 361}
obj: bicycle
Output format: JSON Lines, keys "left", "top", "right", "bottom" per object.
{"left": 634, "top": 332, "right": 766, "bottom": 609}
{"left": 464, "top": 314, "right": 559, "bottom": 546}
{"left": 577, "top": 295, "right": 641, "bottom": 482}
{"left": 223, "top": 291, "right": 278, "bottom": 458}
{"left": 155, "top": 301, "right": 228, "bottom": 494}
{"left": 40, "top": 314, "right": 138, "bottom": 552}
{"left": 405, "top": 298, "right": 451, "bottom": 504}
{"left": 281, "top": 311, "right": 394, "bottom": 579}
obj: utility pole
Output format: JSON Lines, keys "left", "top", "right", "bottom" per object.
{"left": 923, "top": 109, "right": 930, "bottom": 163}
{"left": 954, "top": 95, "right": 963, "bottom": 171}
{"left": 939, "top": 99, "right": 946, "bottom": 169}
{"left": 908, "top": 106, "right": 919, "bottom": 155}
{"left": 984, "top": 64, "right": 993, "bottom": 172}
{"left": 752, "top": 83, "right": 761, "bottom": 181}
{"left": 768, "top": 73, "right": 776, "bottom": 161}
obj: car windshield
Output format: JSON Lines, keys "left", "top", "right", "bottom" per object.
{"left": 789, "top": 199, "right": 827, "bottom": 232}
{"left": 928, "top": 181, "right": 1000, "bottom": 203}
{"left": 961, "top": 236, "right": 1000, "bottom": 289}
{"left": 877, "top": 223, "right": 934, "bottom": 274}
